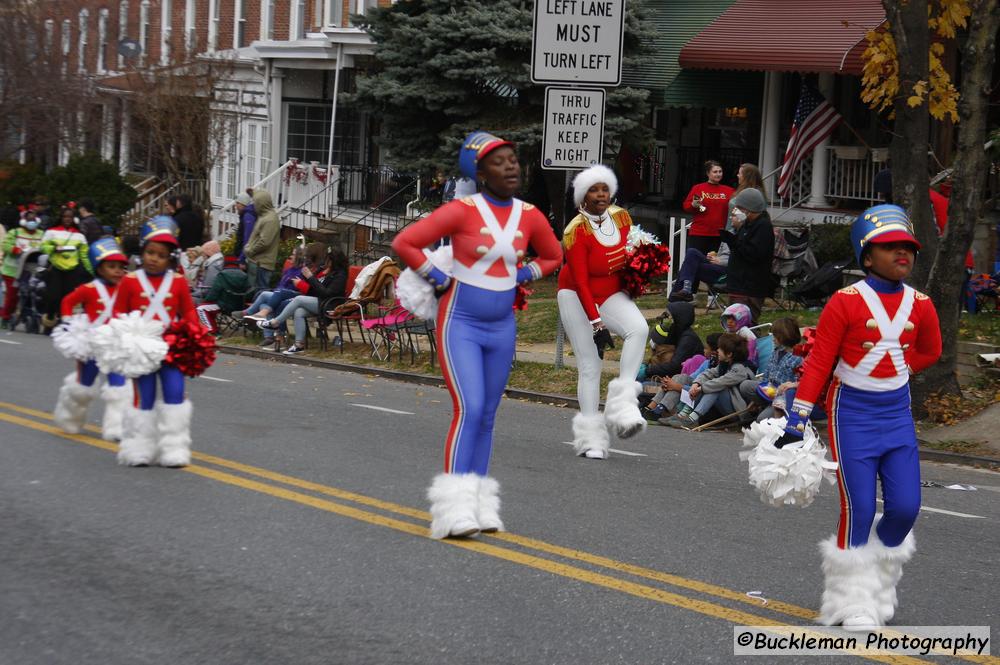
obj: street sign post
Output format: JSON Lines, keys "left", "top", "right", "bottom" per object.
{"left": 531, "top": 0, "right": 625, "bottom": 85}
{"left": 541, "top": 87, "right": 605, "bottom": 170}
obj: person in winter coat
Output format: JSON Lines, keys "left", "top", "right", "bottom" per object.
{"left": 640, "top": 301, "right": 702, "bottom": 381}
{"left": 258, "top": 243, "right": 348, "bottom": 354}
{"left": 76, "top": 199, "right": 104, "bottom": 244}
{"left": 168, "top": 195, "right": 205, "bottom": 250}
{"left": 233, "top": 191, "right": 257, "bottom": 263}
{"left": 719, "top": 188, "right": 774, "bottom": 323}
{"left": 192, "top": 240, "right": 224, "bottom": 302}
{"left": 40, "top": 207, "right": 93, "bottom": 329}
{"left": 1, "top": 212, "right": 45, "bottom": 325}
{"left": 663, "top": 332, "right": 755, "bottom": 429}
{"left": 682, "top": 160, "right": 735, "bottom": 254}
{"left": 244, "top": 189, "right": 280, "bottom": 289}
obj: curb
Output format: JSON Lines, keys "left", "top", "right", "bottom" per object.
{"left": 216, "top": 344, "right": 582, "bottom": 408}
{"left": 217, "top": 344, "right": 1000, "bottom": 470}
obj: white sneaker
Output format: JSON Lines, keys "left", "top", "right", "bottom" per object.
{"left": 584, "top": 448, "right": 609, "bottom": 460}
{"left": 448, "top": 518, "right": 480, "bottom": 538}
{"left": 283, "top": 344, "right": 305, "bottom": 355}
{"left": 842, "top": 614, "right": 878, "bottom": 631}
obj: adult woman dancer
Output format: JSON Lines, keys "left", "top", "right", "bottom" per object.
{"left": 392, "top": 132, "right": 562, "bottom": 539}
{"left": 779, "top": 205, "right": 941, "bottom": 630}
{"left": 557, "top": 165, "right": 649, "bottom": 459}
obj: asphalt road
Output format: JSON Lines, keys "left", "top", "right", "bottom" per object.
{"left": 2, "top": 329, "right": 998, "bottom": 665}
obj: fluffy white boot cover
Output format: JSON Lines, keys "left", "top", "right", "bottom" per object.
{"left": 53, "top": 373, "right": 100, "bottom": 434}
{"left": 818, "top": 536, "right": 884, "bottom": 630}
{"left": 869, "top": 529, "right": 916, "bottom": 623}
{"left": 476, "top": 476, "right": 504, "bottom": 533}
{"left": 603, "top": 378, "right": 646, "bottom": 439}
{"left": 156, "top": 400, "right": 193, "bottom": 468}
{"left": 572, "top": 412, "right": 610, "bottom": 459}
{"left": 427, "top": 473, "right": 480, "bottom": 539}
{"left": 117, "top": 405, "right": 158, "bottom": 466}
{"left": 100, "top": 384, "right": 131, "bottom": 441}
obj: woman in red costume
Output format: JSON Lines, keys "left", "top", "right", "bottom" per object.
{"left": 392, "top": 132, "right": 562, "bottom": 539}
{"left": 557, "top": 165, "right": 650, "bottom": 459}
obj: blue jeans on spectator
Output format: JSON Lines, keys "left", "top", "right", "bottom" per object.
{"left": 256, "top": 266, "right": 273, "bottom": 290}
{"left": 263, "top": 295, "right": 319, "bottom": 342}
{"left": 245, "top": 290, "right": 272, "bottom": 315}
{"left": 693, "top": 388, "right": 734, "bottom": 417}
{"left": 674, "top": 248, "right": 726, "bottom": 293}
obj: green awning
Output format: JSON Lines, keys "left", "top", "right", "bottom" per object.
{"left": 661, "top": 69, "right": 764, "bottom": 109}
{"left": 622, "top": 0, "right": 739, "bottom": 107}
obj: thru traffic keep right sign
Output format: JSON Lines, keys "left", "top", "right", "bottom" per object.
{"left": 541, "top": 87, "right": 605, "bottom": 170}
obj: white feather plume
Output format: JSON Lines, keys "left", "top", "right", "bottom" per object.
{"left": 51, "top": 313, "right": 94, "bottom": 361}
{"left": 625, "top": 225, "right": 660, "bottom": 252}
{"left": 738, "top": 417, "right": 839, "bottom": 508}
{"left": 90, "top": 312, "right": 168, "bottom": 378}
{"left": 396, "top": 245, "right": 454, "bottom": 322}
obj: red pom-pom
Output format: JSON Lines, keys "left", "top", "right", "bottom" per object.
{"left": 620, "top": 244, "right": 671, "bottom": 298}
{"left": 162, "top": 320, "right": 217, "bottom": 377}
{"left": 513, "top": 284, "right": 533, "bottom": 311}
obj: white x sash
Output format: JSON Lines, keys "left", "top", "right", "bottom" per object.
{"left": 834, "top": 280, "right": 914, "bottom": 390}
{"left": 92, "top": 281, "right": 117, "bottom": 326}
{"left": 136, "top": 269, "right": 174, "bottom": 323}
{"left": 450, "top": 194, "right": 523, "bottom": 291}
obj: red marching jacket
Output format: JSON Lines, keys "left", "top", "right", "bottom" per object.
{"left": 112, "top": 270, "right": 200, "bottom": 327}
{"left": 61, "top": 280, "right": 119, "bottom": 323}
{"left": 557, "top": 205, "right": 633, "bottom": 322}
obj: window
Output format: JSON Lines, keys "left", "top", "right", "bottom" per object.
{"left": 118, "top": 1, "right": 129, "bottom": 70}
{"left": 325, "top": 0, "right": 343, "bottom": 26}
{"left": 44, "top": 19, "right": 55, "bottom": 53}
{"left": 208, "top": 0, "right": 219, "bottom": 52}
{"left": 97, "top": 9, "right": 109, "bottom": 73}
{"left": 245, "top": 123, "right": 259, "bottom": 186}
{"left": 291, "top": 0, "right": 306, "bottom": 40}
{"left": 78, "top": 9, "right": 89, "bottom": 73}
{"left": 285, "top": 103, "right": 361, "bottom": 166}
{"left": 160, "top": 0, "right": 171, "bottom": 65}
{"left": 185, "top": 0, "right": 197, "bottom": 52}
{"left": 234, "top": 0, "right": 246, "bottom": 49}
{"left": 61, "top": 19, "right": 71, "bottom": 75}
{"left": 139, "top": 0, "right": 150, "bottom": 66}
{"left": 260, "top": 0, "right": 274, "bottom": 40}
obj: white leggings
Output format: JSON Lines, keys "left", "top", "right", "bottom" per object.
{"left": 557, "top": 289, "right": 648, "bottom": 416}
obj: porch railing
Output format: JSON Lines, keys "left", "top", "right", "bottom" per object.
{"left": 342, "top": 176, "right": 420, "bottom": 263}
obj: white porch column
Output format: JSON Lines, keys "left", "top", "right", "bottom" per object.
{"left": 806, "top": 73, "right": 834, "bottom": 208}
{"left": 101, "top": 104, "right": 115, "bottom": 161}
{"left": 118, "top": 99, "right": 131, "bottom": 174}
{"left": 758, "top": 71, "right": 782, "bottom": 202}
{"left": 268, "top": 66, "right": 285, "bottom": 169}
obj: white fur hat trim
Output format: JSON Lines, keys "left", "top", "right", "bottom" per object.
{"left": 572, "top": 165, "right": 618, "bottom": 208}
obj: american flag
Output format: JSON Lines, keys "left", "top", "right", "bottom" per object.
{"left": 777, "top": 83, "right": 842, "bottom": 199}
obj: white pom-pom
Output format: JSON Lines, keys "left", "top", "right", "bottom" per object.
{"left": 51, "top": 313, "right": 94, "bottom": 361}
{"left": 738, "top": 417, "right": 839, "bottom": 508}
{"left": 396, "top": 245, "right": 454, "bottom": 322}
{"left": 91, "top": 312, "right": 168, "bottom": 378}
{"left": 625, "top": 225, "right": 660, "bottom": 252}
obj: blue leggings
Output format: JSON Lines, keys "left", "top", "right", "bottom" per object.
{"left": 437, "top": 281, "right": 516, "bottom": 476}
{"left": 828, "top": 380, "right": 921, "bottom": 549}
{"left": 77, "top": 359, "right": 125, "bottom": 388}
{"left": 133, "top": 365, "right": 186, "bottom": 410}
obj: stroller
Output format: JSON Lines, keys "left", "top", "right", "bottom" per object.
{"left": 771, "top": 226, "right": 818, "bottom": 307}
{"left": 791, "top": 257, "right": 853, "bottom": 307}
{"left": 11, "top": 250, "right": 47, "bottom": 334}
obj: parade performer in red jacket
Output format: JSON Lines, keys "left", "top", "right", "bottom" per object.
{"left": 392, "top": 132, "right": 562, "bottom": 539}
{"left": 113, "top": 217, "right": 201, "bottom": 468}
{"left": 52, "top": 238, "right": 130, "bottom": 440}
{"left": 557, "top": 165, "right": 650, "bottom": 459}
{"left": 780, "top": 204, "right": 941, "bottom": 630}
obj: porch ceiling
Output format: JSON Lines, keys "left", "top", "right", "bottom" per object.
{"left": 678, "top": 0, "right": 885, "bottom": 75}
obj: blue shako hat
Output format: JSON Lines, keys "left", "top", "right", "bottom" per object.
{"left": 850, "top": 204, "right": 921, "bottom": 266}
{"left": 458, "top": 131, "right": 514, "bottom": 180}
{"left": 88, "top": 237, "right": 127, "bottom": 266}
{"left": 140, "top": 215, "right": 180, "bottom": 247}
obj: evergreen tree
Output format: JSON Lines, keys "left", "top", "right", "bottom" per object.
{"left": 352, "top": 0, "right": 653, "bottom": 179}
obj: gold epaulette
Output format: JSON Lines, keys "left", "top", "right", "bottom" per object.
{"left": 522, "top": 202, "right": 535, "bottom": 211}
{"left": 837, "top": 285, "right": 859, "bottom": 295}
{"left": 914, "top": 291, "right": 930, "bottom": 300}
{"left": 458, "top": 196, "right": 476, "bottom": 206}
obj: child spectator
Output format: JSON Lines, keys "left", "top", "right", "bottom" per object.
{"left": 721, "top": 302, "right": 757, "bottom": 364}
{"left": 663, "top": 332, "right": 755, "bottom": 429}
{"left": 740, "top": 317, "right": 803, "bottom": 417}
{"left": 642, "top": 332, "right": 721, "bottom": 421}
{"left": 637, "top": 302, "right": 702, "bottom": 382}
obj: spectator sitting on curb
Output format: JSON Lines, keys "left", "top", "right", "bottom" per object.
{"left": 641, "top": 332, "right": 721, "bottom": 422}
{"left": 637, "top": 301, "right": 702, "bottom": 382}
{"left": 663, "top": 332, "right": 754, "bottom": 429}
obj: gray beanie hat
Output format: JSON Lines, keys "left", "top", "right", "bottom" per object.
{"left": 731, "top": 188, "right": 767, "bottom": 213}
{"left": 235, "top": 192, "right": 252, "bottom": 206}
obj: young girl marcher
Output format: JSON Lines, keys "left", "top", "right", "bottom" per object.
{"left": 53, "top": 238, "right": 130, "bottom": 440}
{"left": 113, "top": 217, "right": 201, "bottom": 468}
{"left": 392, "top": 131, "right": 562, "bottom": 539}
{"left": 780, "top": 204, "right": 941, "bottom": 630}
{"left": 557, "top": 165, "right": 650, "bottom": 459}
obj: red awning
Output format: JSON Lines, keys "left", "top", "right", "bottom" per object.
{"left": 679, "top": 0, "right": 886, "bottom": 75}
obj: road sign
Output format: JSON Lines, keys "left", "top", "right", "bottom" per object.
{"left": 541, "top": 87, "right": 605, "bottom": 170}
{"left": 531, "top": 0, "right": 625, "bottom": 85}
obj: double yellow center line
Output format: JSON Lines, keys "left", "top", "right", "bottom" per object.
{"left": 0, "top": 400, "right": 992, "bottom": 665}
